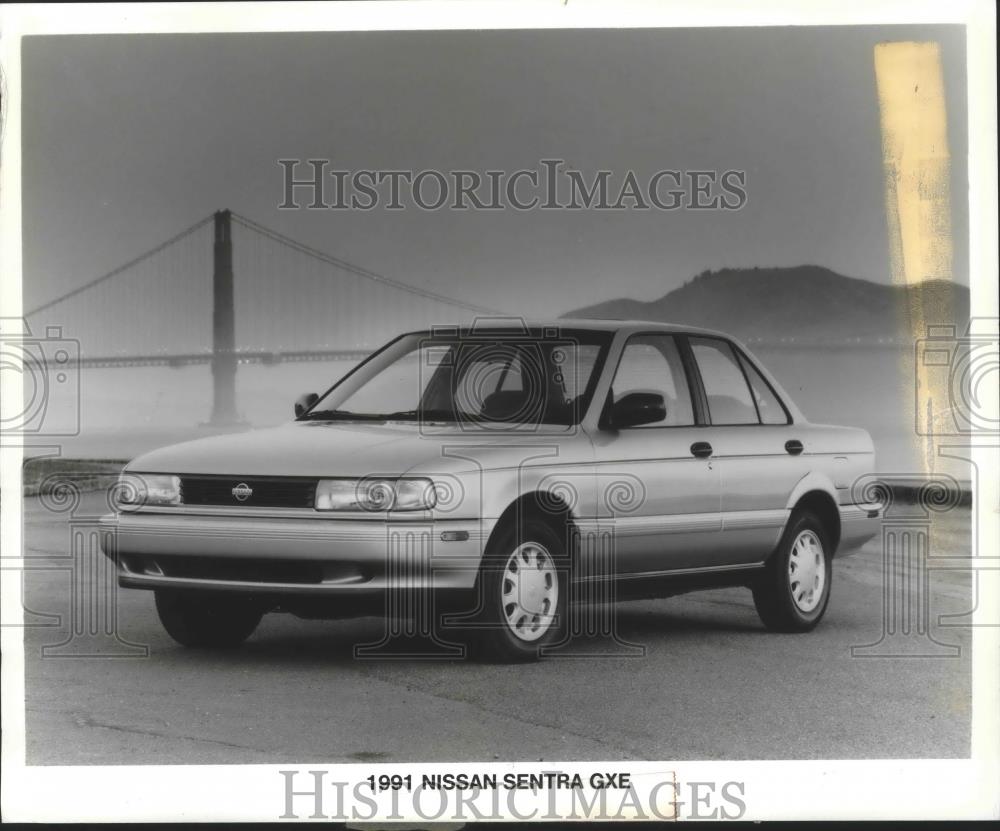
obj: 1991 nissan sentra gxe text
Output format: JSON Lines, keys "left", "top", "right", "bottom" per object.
{"left": 100, "top": 321, "right": 881, "bottom": 661}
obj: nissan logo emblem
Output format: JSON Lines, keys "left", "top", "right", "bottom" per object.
{"left": 231, "top": 483, "right": 253, "bottom": 502}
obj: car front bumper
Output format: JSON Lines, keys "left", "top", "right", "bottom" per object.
{"left": 98, "top": 511, "right": 487, "bottom": 595}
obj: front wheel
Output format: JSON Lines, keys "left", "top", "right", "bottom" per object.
{"left": 155, "top": 590, "right": 263, "bottom": 648}
{"left": 752, "top": 511, "right": 832, "bottom": 632}
{"left": 471, "top": 518, "right": 570, "bottom": 662}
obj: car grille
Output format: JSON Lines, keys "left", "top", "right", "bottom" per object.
{"left": 179, "top": 476, "right": 317, "bottom": 509}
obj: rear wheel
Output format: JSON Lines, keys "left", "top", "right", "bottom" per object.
{"left": 471, "top": 518, "right": 569, "bottom": 662}
{"left": 752, "top": 510, "right": 832, "bottom": 632}
{"left": 154, "top": 590, "right": 263, "bottom": 648}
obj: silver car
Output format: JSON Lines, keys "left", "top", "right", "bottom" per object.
{"left": 100, "top": 321, "right": 880, "bottom": 661}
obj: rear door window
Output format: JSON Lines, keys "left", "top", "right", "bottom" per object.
{"left": 689, "top": 337, "right": 759, "bottom": 425}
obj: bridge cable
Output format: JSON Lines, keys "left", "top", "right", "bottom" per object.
{"left": 24, "top": 213, "right": 215, "bottom": 318}
{"left": 229, "top": 212, "right": 505, "bottom": 315}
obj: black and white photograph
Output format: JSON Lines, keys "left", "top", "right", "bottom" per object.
{"left": 1, "top": 0, "right": 997, "bottom": 822}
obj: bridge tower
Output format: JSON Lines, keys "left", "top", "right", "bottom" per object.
{"left": 208, "top": 209, "right": 239, "bottom": 424}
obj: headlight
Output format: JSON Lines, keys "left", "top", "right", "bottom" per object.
{"left": 314, "top": 478, "right": 437, "bottom": 512}
{"left": 114, "top": 473, "right": 181, "bottom": 508}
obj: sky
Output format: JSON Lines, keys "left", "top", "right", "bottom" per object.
{"left": 21, "top": 25, "right": 968, "bottom": 320}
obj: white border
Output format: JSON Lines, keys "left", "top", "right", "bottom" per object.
{"left": 1, "top": 0, "right": 997, "bottom": 822}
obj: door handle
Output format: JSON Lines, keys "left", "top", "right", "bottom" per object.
{"left": 690, "top": 441, "right": 713, "bottom": 459}
{"left": 785, "top": 439, "right": 804, "bottom": 455}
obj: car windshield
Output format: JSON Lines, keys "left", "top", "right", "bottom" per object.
{"left": 301, "top": 329, "right": 612, "bottom": 426}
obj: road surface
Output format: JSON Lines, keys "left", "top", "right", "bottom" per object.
{"left": 20, "top": 492, "right": 972, "bottom": 764}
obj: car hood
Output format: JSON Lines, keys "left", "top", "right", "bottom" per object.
{"left": 126, "top": 420, "right": 581, "bottom": 478}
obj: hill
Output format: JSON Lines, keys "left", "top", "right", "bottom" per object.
{"left": 563, "top": 266, "right": 970, "bottom": 342}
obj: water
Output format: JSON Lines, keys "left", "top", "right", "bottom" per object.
{"left": 20, "top": 347, "right": 969, "bottom": 482}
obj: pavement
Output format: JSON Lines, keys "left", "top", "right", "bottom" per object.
{"left": 19, "top": 491, "right": 973, "bottom": 765}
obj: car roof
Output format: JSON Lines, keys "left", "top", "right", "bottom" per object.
{"left": 557, "top": 318, "right": 730, "bottom": 338}
{"left": 410, "top": 319, "right": 733, "bottom": 339}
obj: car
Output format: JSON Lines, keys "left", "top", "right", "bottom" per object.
{"left": 99, "top": 320, "right": 881, "bottom": 661}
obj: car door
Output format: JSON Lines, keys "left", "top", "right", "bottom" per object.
{"left": 686, "top": 336, "right": 808, "bottom": 565}
{"left": 590, "top": 333, "right": 722, "bottom": 575}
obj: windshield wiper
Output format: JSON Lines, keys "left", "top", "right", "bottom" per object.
{"left": 299, "top": 409, "right": 389, "bottom": 422}
{"left": 380, "top": 409, "right": 459, "bottom": 422}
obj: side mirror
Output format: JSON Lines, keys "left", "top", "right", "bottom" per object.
{"left": 604, "top": 391, "right": 666, "bottom": 430}
{"left": 294, "top": 392, "right": 319, "bottom": 418}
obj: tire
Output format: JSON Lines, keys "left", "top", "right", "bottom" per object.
{"left": 752, "top": 510, "right": 832, "bottom": 632}
{"left": 470, "top": 517, "right": 570, "bottom": 662}
{"left": 154, "top": 590, "right": 263, "bottom": 648}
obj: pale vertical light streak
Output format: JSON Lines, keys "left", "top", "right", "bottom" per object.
{"left": 874, "top": 41, "right": 955, "bottom": 475}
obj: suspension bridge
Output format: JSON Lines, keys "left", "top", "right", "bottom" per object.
{"left": 25, "top": 210, "right": 501, "bottom": 424}
{"left": 24, "top": 210, "right": 933, "bottom": 433}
